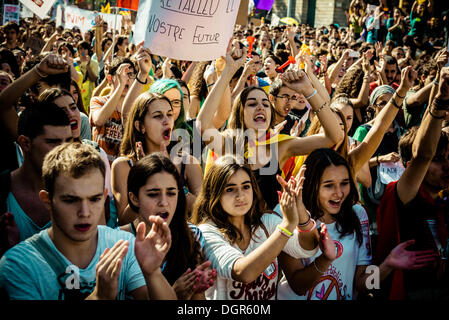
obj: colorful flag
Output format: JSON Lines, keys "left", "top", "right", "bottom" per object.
{"left": 117, "top": 0, "right": 138, "bottom": 11}
{"left": 101, "top": 1, "right": 110, "bottom": 13}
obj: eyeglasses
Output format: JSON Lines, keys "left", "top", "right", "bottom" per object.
{"left": 171, "top": 99, "right": 182, "bottom": 108}
{"left": 276, "top": 94, "right": 298, "bottom": 102}
{"left": 374, "top": 100, "right": 388, "bottom": 108}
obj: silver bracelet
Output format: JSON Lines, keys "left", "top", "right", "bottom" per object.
{"left": 34, "top": 65, "right": 47, "bottom": 78}
{"left": 313, "top": 259, "right": 326, "bottom": 274}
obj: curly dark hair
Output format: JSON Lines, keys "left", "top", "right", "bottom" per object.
{"left": 333, "top": 65, "right": 364, "bottom": 99}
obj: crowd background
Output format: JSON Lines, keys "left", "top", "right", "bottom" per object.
{"left": 0, "top": 0, "right": 448, "bottom": 301}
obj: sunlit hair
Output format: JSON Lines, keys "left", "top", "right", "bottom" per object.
{"left": 191, "top": 155, "right": 268, "bottom": 244}
{"left": 127, "top": 153, "right": 204, "bottom": 284}
{"left": 120, "top": 91, "right": 172, "bottom": 160}
{"left": 302, "top": 148, "right": 362, "bottom": 245}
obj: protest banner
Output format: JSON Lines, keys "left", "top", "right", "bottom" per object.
{"left": 19, "top": 0, "right": 56, "bottom": 20}
{"left": 133, "top": 0, "right": 241, "bottom": 61}
{"left": 3, "top": 4, "right": 20, "bottom": 25}
{"left": 56, "top": 5, "right": 122, "bottom": 34}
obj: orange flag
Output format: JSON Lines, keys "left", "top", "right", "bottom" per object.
{"left": 117, "top": 0, "right": 139, "bottom": 11}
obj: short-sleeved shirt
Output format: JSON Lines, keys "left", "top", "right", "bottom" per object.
{"left": 90, "top": 96, "right": 123, "bottom": 164}
{"left": 277, "top": 205, "right": 372, "bottom": 300}
{"left": 198, "top": 213, "right": 318, "bottom": 300}
{"left": 0, "top": 226, "right": 145, "bottom": 300}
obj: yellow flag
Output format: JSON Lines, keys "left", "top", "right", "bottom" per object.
{"left": 101, "top": 2, "right": 111, "bottom": 13}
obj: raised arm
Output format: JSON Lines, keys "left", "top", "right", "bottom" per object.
{"left": 396, "top": 67, "right": 449, "bottom": 205}
{"left": 351, "top": 51, "right": 372, "bottom": 109}
{"left": 350, "top": 66, "right": 417, "bottom": 174}
{"left": 279, "top": 70, "right": 344, "bottom": 164}
{"left": 232, "top": 177, "right": 314, "bottom": 283}
{"left": 90, "top": 63, "right": 129, "bottom": 127}
{"left": 121, "top": 46, "right": 152, "bottom": 125}
{"left": 196, "top": 46, "right": 247, "bottom": 153}
{"left": 0, "top": 54, "right": 69, "bottom": 139}
{"left": 301, "top": 52, "right": 331, "bottom": 104}
{"left": 329, "top": 49, "right": 351, "bottom": 84}
{"left": 94, "top": 16, "right": 104, "bottom": 63}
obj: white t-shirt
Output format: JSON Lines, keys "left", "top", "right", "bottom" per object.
{"left": 0, "top": 226, "right": 146, "bottom": 300}
{"left": 277, "top": 205, "right": 372, "bottom": 300}
{"left": 198, "top": 213, "right": 318, "bottom": 300}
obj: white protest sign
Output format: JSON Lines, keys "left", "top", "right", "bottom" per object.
{"left": 3, "top": 4, "right": 20, "bottom": 25}
{"left": 19, "top": 0, "right": 56, "bottom": 20}
{"left": 134, "top": 0, "right": 241, "bottom": 61}
{"left": 378, "top": 162, "right": 405, "bottom": 185}
{"left": 57, "top": 5, "right": 122, "bottom": 34}
{"left": 20, "top": 3, "right": 34, "bottom": 18}
{"left": 270, "top": 13, "right": 280, "bottom": 27}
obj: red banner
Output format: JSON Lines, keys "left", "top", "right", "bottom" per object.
{"left": 117, "top": 0, "right": 138, "bottom": 11}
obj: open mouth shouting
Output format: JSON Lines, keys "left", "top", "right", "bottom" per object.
{"left": 328, "top": 199, "right": 342, "bottom": 209}
{"left": 156, "top": 211, "right": 169, "bottom": 220}
{"left": 162, "top": 128, "right": 171, "bottom": 141}
{"left": 74, "top": 223, "right": 91, "bottom": 232}
{"left": 70, "top": 119, "right": 78, "bottom": 131}
{"left": 253, "top": 113, "right": 267, "bottom": 124}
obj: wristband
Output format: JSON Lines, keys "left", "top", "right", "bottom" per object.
{"left": 296, "top": 219, "right": 316, "bottom": 233}
{"left": 433, "top": 97, "right": 449, "bottom": 111}
{"left": 391, "top": 96, "right": 402, "bottom": 109}
{"left": 136, "top": 76, "right": 148, "bottom": 85}
{"left": 277, "top": 225, "right": 293, "bottom": 238}
{"left": 298, "top": 210, "right": 312, "bottom": 227}
{"left": 429, "top": 108, "right": 446, "bottom": 120}
{"left": 305, "top": 89, "right": 317, "bottom": 100}
{"left": 395, "top": 91, "right": 405, "bottom": 99}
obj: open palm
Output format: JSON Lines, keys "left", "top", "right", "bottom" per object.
{"left": 134, "top": 217, "right": 171, "bottom": 275}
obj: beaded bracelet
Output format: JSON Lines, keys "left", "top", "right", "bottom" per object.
{"left": 277, "top": 225, "right": 293, "bottom": 238}
{"left": 312, "top": 102, "right": 326, "bottom": 115}
{"left": 313, "top": 259, "right": 326, "bottom": 274}
{"left": 297, "top": 219, "right": 316, "bottom": 233}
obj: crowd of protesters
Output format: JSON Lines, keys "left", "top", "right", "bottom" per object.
{"left": 0, "top": 0, "right": 448, "bottom": 301}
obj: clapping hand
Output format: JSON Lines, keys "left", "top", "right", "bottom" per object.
{"left": 91, "top": 239, "right": 129, "bottom": 299}
{"left": 134, "top": 218, "right": 171, "bottom": 277}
